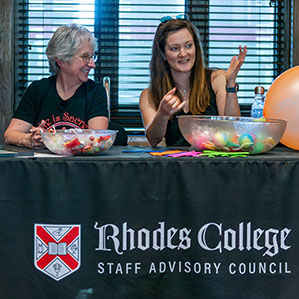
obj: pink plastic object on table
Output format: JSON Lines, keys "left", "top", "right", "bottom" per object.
{"left": 167, "top": 151, "right": 202, "bottom": 157}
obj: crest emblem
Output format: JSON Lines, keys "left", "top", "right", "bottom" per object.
{"left": 34, "top": 224, "right": 81, "bottom": 281}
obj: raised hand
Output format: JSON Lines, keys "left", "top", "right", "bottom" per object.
{"left": 226, "top": 45, "right": 247, "bottom": 85}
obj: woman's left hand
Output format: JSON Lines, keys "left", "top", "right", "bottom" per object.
{"left": 29, "top": 120, "right": 46, "bottom": 149}
{"left": 226, "top": 45, "right": 247, "bottom": 85}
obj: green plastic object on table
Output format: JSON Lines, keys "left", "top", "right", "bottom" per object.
{"left": 199, "top": 150, "right": 250, "bottom": 157}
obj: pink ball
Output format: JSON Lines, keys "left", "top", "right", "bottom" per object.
{"left": 194, "top": 132, "right": 210, "bottom": 149}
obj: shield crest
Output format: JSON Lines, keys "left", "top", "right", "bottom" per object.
{"left": 34, "top": 224, "right": 81, "bottom": 281}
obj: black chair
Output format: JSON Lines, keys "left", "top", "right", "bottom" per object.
{"left": 109, "top": 121, "right": 128, "bottom": 146}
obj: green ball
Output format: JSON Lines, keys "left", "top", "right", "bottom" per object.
{"left": 250, "top": 141, "right": 265, "bottom": 154}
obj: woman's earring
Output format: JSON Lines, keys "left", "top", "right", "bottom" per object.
{"left": 162, "top": 53, "right": 166, "bottom": 61}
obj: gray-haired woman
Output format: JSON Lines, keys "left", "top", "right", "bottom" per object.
{"left": 4, "top": 24, "right": 108, "bottom": 149}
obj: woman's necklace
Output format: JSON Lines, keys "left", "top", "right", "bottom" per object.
{"left": 174, "top": 79, "right": 189, "bottom": 98}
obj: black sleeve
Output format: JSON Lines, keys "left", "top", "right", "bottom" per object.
{"left": 13, "top": 81, "right": 41, "bottom": 125}
{"left": 87, "top": 82, "right": 109, "bottom": 120}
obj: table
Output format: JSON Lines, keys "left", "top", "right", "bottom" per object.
{"left": 0, "top": 145, "right": 299, "bottom": 299}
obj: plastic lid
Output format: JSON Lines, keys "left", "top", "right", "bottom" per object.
{"left": 255, "top": 86, "right": 265, "bottom": 94}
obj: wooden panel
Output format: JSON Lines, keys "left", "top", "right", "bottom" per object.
{"left": 0, "top": 0, "right": 14, "bottom": 144}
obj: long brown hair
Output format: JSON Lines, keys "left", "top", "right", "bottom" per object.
{"left": 149, "top": 19, "right": 210, "bottom": 114}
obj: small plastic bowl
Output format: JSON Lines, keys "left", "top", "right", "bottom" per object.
{"left": 41, "top": 129, "right": 117, "bottom": 156}
{"left": 177, "top": 115, "right": 287, "bottom": 154}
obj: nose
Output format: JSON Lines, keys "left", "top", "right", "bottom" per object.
{"left": 178, "top": 47, "right": 186, "bottom": 57}
{"left": 88, "top": 59, "right": 96, "bottom": 68}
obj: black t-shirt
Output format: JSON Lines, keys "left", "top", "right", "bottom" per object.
{"left": 13, "top": 76, "right": 108, "bottom": 131}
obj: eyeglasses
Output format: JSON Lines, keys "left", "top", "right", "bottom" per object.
{"left": 160, "top": 14, "right": 189, "bottom": 24}
{"left": 80, "top": 53, "right": 98, "bottom": 63}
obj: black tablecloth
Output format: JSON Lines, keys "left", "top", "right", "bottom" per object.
{"left": 0, "top": 146, "right": 299, "bottom": 299}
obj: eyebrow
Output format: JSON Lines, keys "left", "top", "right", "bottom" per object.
{"left": 80, "top": 52, "right": 94, "bottom": 56}
{"left": 167, "top": 40, "right": 194, "bottom": 47}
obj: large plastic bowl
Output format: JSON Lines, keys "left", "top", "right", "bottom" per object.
{"left": 41, "top": 129, "right": 117, "bottom": 156}
{"left": 177, "top": 115, "right": 287, "bottom": 154}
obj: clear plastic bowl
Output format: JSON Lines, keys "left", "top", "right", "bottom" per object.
{"left": 41, "top": 129, "right": 117, "bottom": 156}
{"left": 177, "top": 115, "right": 287, "bottom": 154}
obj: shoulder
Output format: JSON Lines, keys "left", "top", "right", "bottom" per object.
{"left": 140, "top": 88, "right": 149, "bottom": 100}
{"left": 85, "top": 79, "right": 103, "bottom": 88}
{"left": 139, "top": 88, "right": 150, "bottom": 106}
{"left": 209, "top": 69, "right": 226, "bottom": 97}
{"left": 86, "top": 78, "right": 98, "bottom": 86}
{"left": 211, "top": 69, "right": 226, "bottom": 82}
{"left": 85, "top": 79, "right": 105, "bottom": 93}
{"left": 26, "top": 76, "right": 54, "bottom": 90}
{"left": 35, "top": 76, "right": 55, "bottom": 86}
{"left": 139, "top": 88, "right": 157, "bottom": 113}
{"left": 20, "top": 77, "right": 54, "bottom": 104}
{"left": 210, "top": 69, "right": 226, "bottom": 90}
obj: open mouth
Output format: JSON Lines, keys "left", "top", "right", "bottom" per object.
{"left": 179, "top": 59, "right": 189, "bottom": 64}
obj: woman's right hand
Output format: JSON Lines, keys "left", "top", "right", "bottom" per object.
{"left": 139, "top": 87, "right": 186, "bottom": 146}
{"left": 157, "top": 87, "right": 186, "bottom": 117}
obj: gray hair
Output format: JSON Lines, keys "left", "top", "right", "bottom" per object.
{"left": 46, "top": 24, "right": 97, "bottom": 75}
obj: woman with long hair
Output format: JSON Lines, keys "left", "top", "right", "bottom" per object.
{"left": 139, "top": 16, "right": 247, "bottom": 146}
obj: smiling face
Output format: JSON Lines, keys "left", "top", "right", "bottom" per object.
{"left": 164, "top": 28, "right": 196, "bottom": 76}
{"left": 60, "top": 39, "right": 95, "bottom": 84}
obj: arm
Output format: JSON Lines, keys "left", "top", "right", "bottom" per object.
{"left": 225, "top": 45, "right": 247, "bottom": 115}
{"left": 211, "top": 70, "right": 241, "bottom": 116}
{"left": 4, "top": 119, "right": 46, "bottom": 148}
{"left": 88, "top": 116, "right": 108, "bottom": 130}
{"left": 211, "top": 45, "right": 247, "bottom": 116}
{"left": 87, "top": 83, "right": 109, "bottom": 130}
{"left": 139, "top": 88, "right": 186, "bottom": 146}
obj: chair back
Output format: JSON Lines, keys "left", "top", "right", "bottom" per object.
{"left": 103, "top": 76, "right": 128, "bottom": 145}
{"left": 103, "top": 76, "right": 111, "bottom": 120}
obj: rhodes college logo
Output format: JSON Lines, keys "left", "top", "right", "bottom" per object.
{"left": 34, "top": 224, "right": 81, "bottom": 281}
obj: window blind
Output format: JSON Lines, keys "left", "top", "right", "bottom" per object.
{"left": 190, "top": 0, "right": 290, "bottom": 110}
{"left": 94, "top": 0, "right": 187, "bottom": 110}
{"left": 15, "top": 0, "right": 291, "bottom": 128}
{"left": 15, "top": 0, "right": 96, "bottom": 100}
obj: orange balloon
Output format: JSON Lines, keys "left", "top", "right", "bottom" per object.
{"left": 264, "top": 66, "right": 299, "bottom": 150}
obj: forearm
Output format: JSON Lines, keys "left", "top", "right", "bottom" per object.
{"left": 224, "top": 44, "right": 247, "bottom": 116}
{"left": 145, "top": 112, "right": 169, "bottom": 146}
{"left": 4, "top": 130, "right": 32, "bottom": 148}
{"left": 224, "top": 93, "right": 241, "bottom": 116}
{"left": 225, "top": 79, "right": 241, "bottom": 116}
